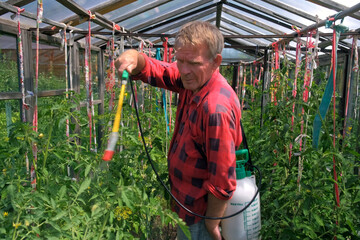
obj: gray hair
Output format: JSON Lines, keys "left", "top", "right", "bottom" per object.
{"left": 174, "top": 21, "right": 224, "bottom": 60}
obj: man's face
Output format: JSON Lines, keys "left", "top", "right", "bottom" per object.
{"left": 175, "top": 43, "right": 219, "bottom": 93}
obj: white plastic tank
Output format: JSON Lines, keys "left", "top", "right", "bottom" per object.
{"left": 221, "top": 149, "right": 261, "bottom": 240}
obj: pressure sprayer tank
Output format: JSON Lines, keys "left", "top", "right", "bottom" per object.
{"left": 222, "top": 149, "right": 261, "bottom": 240}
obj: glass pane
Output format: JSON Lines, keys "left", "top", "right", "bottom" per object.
{"left": 0, "top": 34, "right": 19, "bottom": 92}
{"left": 0, "top": 100, "right": 20, "bottom": 139}
{"left": 33, "top": 42, "right": 66, "bottom": 91}
{"left": 222, "top": 48, "right": 255, "bottom": 63}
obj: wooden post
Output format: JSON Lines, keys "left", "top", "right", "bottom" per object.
{"left": 260, "top": 49, "right": 269, "bottom": 128}
{"left": 231, "top": 64, "right": 239, "bottom": 92}
{"left": 21, "top": 30, "right": 34, "bottom": 123}
{"left": 97, "top": 49, "right": 105, "bottom": 149}
{"left": 216, "top": 0, "right": 224, "bottom": 29}
{"left": 71, "top": 41, "right": 81, "bottom": 144}
{"left": 339, "top": 53, "right": 350, "bottom": 147}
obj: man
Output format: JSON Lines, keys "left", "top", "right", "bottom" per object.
{"left": 115, "top": 21, "right": 242, "bottom": 240}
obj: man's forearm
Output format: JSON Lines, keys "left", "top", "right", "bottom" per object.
{"left": 205, "top": 193, "right": 228, "bottom": 239}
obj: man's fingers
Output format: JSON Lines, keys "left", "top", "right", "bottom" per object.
{"left": 117, "top": 64, "right": 135, "bottom": 76}
{"left": 114, "top": 49, "right": 140, "bottom": 76}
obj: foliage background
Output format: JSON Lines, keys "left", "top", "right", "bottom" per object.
{"left": 0, "top": 44, "right": 359, "bottom": 239}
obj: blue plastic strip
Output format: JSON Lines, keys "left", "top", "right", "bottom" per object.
{"left": 312, "top": 69, "right": 335, "bottom": 148}
{"left": 312, "top": 24, "right": 347, "bottom": 148}
{"left": 155, "top": 48, "right": 169, "bottom": 132}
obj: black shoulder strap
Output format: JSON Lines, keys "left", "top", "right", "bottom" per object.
{"left": 240, "top": 120, "right": 253, "bottom": 168}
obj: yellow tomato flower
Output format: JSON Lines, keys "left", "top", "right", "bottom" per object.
{"left": 3, "top": 212, "right": 8, "bottom": 217}
{"left": 91, "top": 204, "right": 98, "bottom": 212}
{"left": 39, "top": 133, "right": 44, "bottom": 138}
{"left": 114, "top": 206, "right": 132, "bottom": 220}
{"left": 25, "top": 220, "right": 30, "bottom": 227}
{"left": 13, "top": 222, "right": 21, "bottom": 229}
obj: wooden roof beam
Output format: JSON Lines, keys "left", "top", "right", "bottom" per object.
{"left": 307, "top": 0, "right": 360, "bottom": 21}
{"left": 56, "top": 0, "right": 150, "bottom": 46}
{"left": 221, "top": 24, "right": 266, "bottom": 47}
{"left": 221, "top": 16, "right": 276, "bottom": 43}
{"left": 0, "top": 2, "right": 111, "bottom": 43}
{"left": 230, "top": 0, "right": 346, "bottom": 51}
{"left": 73, "top": 1, "right": 170, "bottom": 42}
{"left": 130, "top": 0, "right": 212, "bottom": 32}
{"left": 56, "top": 0, "right": 114, "bottom": 30}
{"left": 86, "top": 0, "right": 212, "bottom": 47}
{"left": 222, "top": 6, "right": 285, "bottom": 35}
{"left": 261, "top": 0, "right": 318, "bottom": 22}
{"left": 274, "top": 2, "right": 360, "bottom": 47}
{"left": 222, "top": 4, "right": 313, "bottom": 48}
{"left": 318, "top": 27, "right": 360, "bottom": 48}
{"left": 122, "top": 13, "right": 216, "bottom": 47}
{"left": 150, "top": 9, "right": 216, "bottom": 35}
{"left": 216, "top": 0, "right": 225, "bottom": 28}
{"left": 91, "top": 0, "right": 170, "bottom": 33}
{"left": 224, "top": 38, "right": 263, "bottom": 58}
{"left": 56, "top": 0, "right": 135, "bottom": 27}
{"left": 233, "top": 0, "right": 308, "bottom": 29}
{"left": 0, "top": 0, "right": 34, "bottom": 16}
{"left": 139, "top": 3, "right": 217, "bottom": 33}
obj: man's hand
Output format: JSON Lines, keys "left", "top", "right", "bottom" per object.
{"left": 114, "top": 49, "right": 145, "bottom": 76}
{"left": 205, "top": 193, "right": 228, "bottom": 240}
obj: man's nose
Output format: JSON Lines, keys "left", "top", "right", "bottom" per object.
{"left": 178, "top": 63, "right": 191, "bottom": 75}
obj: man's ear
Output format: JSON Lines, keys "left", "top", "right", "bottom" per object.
{"left": 213, "top": 54, "right": 222, "bottom": 68}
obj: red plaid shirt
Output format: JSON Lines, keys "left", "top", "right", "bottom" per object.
{"left": 133, "top": 53, "right": 242, "bottom": 225}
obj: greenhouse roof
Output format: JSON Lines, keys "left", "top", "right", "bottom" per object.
{"left": 0, "top": 0, "right": 359, "bottom": 63}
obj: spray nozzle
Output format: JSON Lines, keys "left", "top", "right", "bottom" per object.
{"left": 122, "top": 70, "right": 129, "bottom": 80}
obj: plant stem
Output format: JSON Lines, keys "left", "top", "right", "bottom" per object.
{"left": 83, "top": 221, "right": 90, "bottom": 240}
{"left": 98, "top": 212, "right": 109, "bottom": 240}
{"left": 43, "top": 109, "right": 54, "bottom": 170}
{"left": 12, "top": 212, "right": 21, "bottom": 240}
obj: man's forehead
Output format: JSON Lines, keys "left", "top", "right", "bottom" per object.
{"left": 175, "top": 51, "right": 203, "bottom": 62}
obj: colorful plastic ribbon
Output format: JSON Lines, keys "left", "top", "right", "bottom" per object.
{"left": 17, "top": 7, "right": 27, "bottom": 122}
{"left": 85, "top": 10, "right": 97, "bottom": 151}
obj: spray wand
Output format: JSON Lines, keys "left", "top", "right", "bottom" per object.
{"left": 102, "top": 70, "right": 129, "bottom": 161}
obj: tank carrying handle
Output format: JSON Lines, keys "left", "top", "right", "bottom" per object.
{"left": 235, "top": 149, "right": 249, "bottom": 162}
